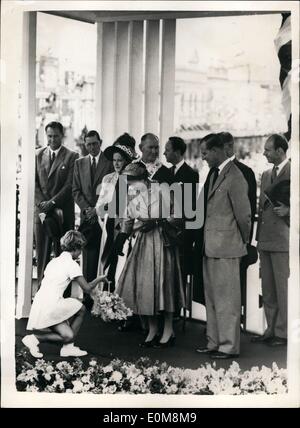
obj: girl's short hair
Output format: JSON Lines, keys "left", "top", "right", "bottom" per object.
{"left": 60, "top": 230, "right": 86, "bottom": 252}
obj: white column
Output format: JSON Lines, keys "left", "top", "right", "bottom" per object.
{"left": 16, "top": 12, "right": 37, "bottom": 319}
{"left": 1, "top": 3, "right": 22, "bottom": 342}
{"left": 101, "top": 22, "right": 116, "bottom": 148}
{"left": 128, "top": 21, "right": 144, "bottom": 142}
{"left": 288, "top": 9, "right": 300, "bottom": 399}
{"left": 160, "top": 19, "right": 176, "bottom": 149}
{"left": 115, "top": 22, "right": 130, "bottom": 137}
{"left": 95, "top": 22, "right": 103, "bottom": 133}
{"left": 144, "top": 20, "right": 160, "bottom": 135}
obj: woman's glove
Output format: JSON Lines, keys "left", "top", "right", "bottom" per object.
{"left": 141, "top": 220, "right": 157, "bottom": 233}
{"left": 103, "top": 233, "right": 128, "bottom": 271}
{"left": 112, "top": 232, "right": 128, "bottom": 256}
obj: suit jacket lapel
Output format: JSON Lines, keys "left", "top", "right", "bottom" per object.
{"left": 262, "top": 169, "right": 275, "bottom": 207}
{"left": 174, "top": 162, "right": 188, "bottom": 181}
{"left": 84, "top": 156, "right": 92, "bottom": 189}
{"left": 207, "top": 161, "right": 231, "bottom": 201}
{"left": 48, "top": 146, "right": 65, "bottom": 178}
{"left": 263, "top": 162, "right": 290, "bottom": 207}
{"left": 274, "top": 161, "right": 290, "bottom": 182}
{"left": 93, "top": 152, "right": 106, "bottom": 187}
{"left": 41, "top": 147, "right": 51, "bottom": 177}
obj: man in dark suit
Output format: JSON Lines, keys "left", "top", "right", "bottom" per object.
{"left": 35, "top": 121, "right": 79, "bottom": 286}
{"left": 193, "top": 134, "right": 217, "bottom": 306}
{"left": 164, "top": 136, "right": 199, "bottom": 314}
{"left": 219, "top": 132, "right": 257, "bottom": 328}
{"left": 252, "top": 134, "right": 290, "bottom": 346}
{"left": 138, "top": 133, "right": 173, "bottom": 184}
{"left": 72, "top": 130, "right": 114, "bottom": 285}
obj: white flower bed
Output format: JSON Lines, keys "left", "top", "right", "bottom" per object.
{"left": 16, "top": 351, "right": 287, "bottom": 395}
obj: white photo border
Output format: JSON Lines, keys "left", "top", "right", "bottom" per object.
{"left": 1, "top": 0, "right": 299, "bottom": 408}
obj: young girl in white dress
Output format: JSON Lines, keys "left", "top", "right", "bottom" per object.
{"left": 22, "top": 230, "right": 107, "bottom": 358}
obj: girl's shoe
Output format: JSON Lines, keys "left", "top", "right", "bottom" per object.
{"left": 22, "top": 335, "right": 43, "bottom": 358}
{"left": 139, "top": 335, "right": 160, "bottom": 348}
{"left": 60, "top": 343, "right": 88, "bottom": 357}
{"left": 154, "top": 335, "right": 176, "bottom": 348}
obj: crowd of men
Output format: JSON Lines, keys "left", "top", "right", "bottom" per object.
{"left": 34, "top": 121, "right": 290, "bottom": 359}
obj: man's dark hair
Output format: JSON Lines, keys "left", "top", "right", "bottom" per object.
{"left": 45, "top": 121, "right": 64, "bottom": 135}
{"left": 269, "top": 133, "right": 289, "bottom": 153}
{"left": 168, "top": 136, "right": 187, "bottom": 155}
{"left": 218, "top": 132, "right": 234, "bottom": 146}
{"left": 84, "top": 130, "right": 102, "bottom": 143}
{"left": 201, "top": 133, "right": 224, "bottom": 150}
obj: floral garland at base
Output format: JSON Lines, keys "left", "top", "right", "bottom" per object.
{"left": 16, "top": 350, "right": 287, "bottom": 395}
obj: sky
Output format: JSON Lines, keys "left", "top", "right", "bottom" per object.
{"left": 37, "top": 12, "right": 283, "bottom": 83}
{"left": 176, "top": 14, "right": 282, "bottom": 82}
{"left": 37, "top": 13, "right": 97, "bottom": 75}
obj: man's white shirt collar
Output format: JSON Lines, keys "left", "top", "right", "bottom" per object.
{"left": 217, "top": 157, "right": 232, "bottom": 174}
{"left": 228, "top": 154, "right": 236, "bottom": 162}
{"left": 89, "top": 151, "right": 101, "bottom": 165}
{"left": 275, "top": 158, "right": 289, "bottom": 175}
{"left": 174, "top": 159, "right": 185, "bottom": 174}
{"left": 49, "top": 146, "right": 62, "bottom": 156}
{"left": 137, "top": 158, "right": 162, "bottom": 178}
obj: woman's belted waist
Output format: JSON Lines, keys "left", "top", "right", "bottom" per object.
{"left": 133, "top": 218, "right": 183, "bottom": 247}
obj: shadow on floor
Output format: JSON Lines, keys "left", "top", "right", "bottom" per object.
{"left": 16, "top": 312, "right": 287, "bottom": 371}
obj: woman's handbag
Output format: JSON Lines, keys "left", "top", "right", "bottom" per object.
{"left": 243, "top": 244, "right": 258, "bottom": 267}
{"left": 160, "top": 219, "right": 183, "bottom": 247}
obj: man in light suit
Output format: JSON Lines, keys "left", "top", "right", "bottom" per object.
{"left": 252, "top": 134, "right": 290, "bottom": 346}
{"left": 193, "top": 135, "right": 217, "bottom": 306}
{"left": 219, "top": 132, "right": 257, "bottom": 328}
{"left": 219, "top": 132, "right": 257, "bottom": 240}
{"left": 35, "top": 121, "right": 79, "bottom": 286}
{"left": 72, "top": 130, "right": 114, "bottom": 286}
{"left": 196, "top": 133, "right": 251, "bottom": 359}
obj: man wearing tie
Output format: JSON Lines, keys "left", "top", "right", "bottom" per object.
{"left": 164, "top": 136, "right": 199, "bottom": 315}
{"left": 252, "top": 134, "right": 290, "bottom": 346}
{"left": 196, "top": 134, "right": 251, "bottom": 359}
{"left": 35, "top": 121, "right": 79, "bottom": 286}
{"left": 193, "top": 134, "right": 218, "bottom": 306}
{"left": 219, "top": 132, "right": 257, "bottom": 328}
{"left": 72, "top": 130, "right": 114, "bottom": 286}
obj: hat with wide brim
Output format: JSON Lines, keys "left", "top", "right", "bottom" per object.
{"left": 121, "top": 162, "right": 148, "bottom": 180}
{"left": 104, "top": 144, "right": 137, "bottom": 162}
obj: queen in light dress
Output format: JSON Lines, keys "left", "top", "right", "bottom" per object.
{"left": 22, "top": 231, "right": 107, "bottom": 358}
{"left": 112, "top": 162, "right": 186, "bottom": 348}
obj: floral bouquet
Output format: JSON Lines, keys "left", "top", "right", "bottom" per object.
{"left": 91, "top": 283, "right": 133, "bottom": 322}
